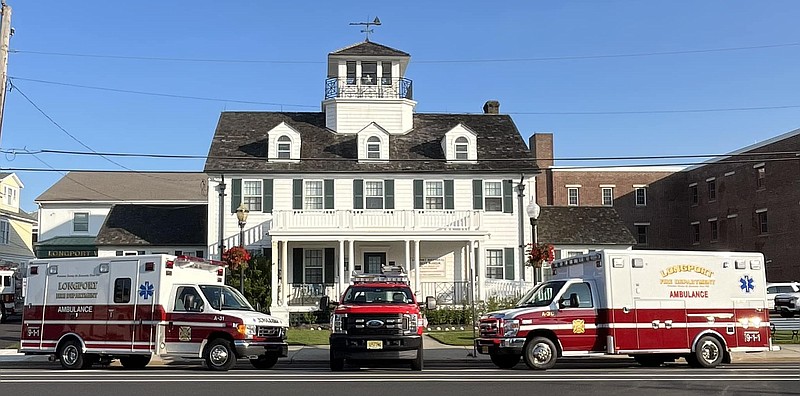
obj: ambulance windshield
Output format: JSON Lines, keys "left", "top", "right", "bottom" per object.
{"left": 516, "top": 280, "right": 567, "bottom": 307}
{"left": 199, "top": 285, "right": 254, "bottom": 311}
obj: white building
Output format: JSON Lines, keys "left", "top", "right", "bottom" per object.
{"left": 0, "top": 173, "right": 37, "bottom": 267}
{"left": 204, "top": 41, "right": 541, "bottom": 321}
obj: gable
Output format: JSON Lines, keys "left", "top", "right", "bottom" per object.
{"left": 267, "top": 121, "right": 302, "bottom": 162}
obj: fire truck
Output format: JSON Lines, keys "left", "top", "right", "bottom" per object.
{"left": 0, "top": 265, "right": 19, "bottom": 323}
{"left": 328, "top": 266, "right": 435, "bottom": 371}
{"left": 476, "top": 249, "right": 776, "bottom": 369}
{"left": 19, "top": 255, "right": 288, "bottom": 371}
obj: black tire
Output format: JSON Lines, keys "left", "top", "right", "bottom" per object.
{"left": 120, "top": 354, "right": 152, "bottom": 369}
{"left": 692, "top": 336, "right": 724, "bottom": 368}
{"left": 779, "top": 311, "right": 794, "bottom": 318}
{"left": 250, "top": 353, "right": 279, "bottom": 369}
{"left": 522, "top": 336, "right": 558, "bottom": 370}
{"left": 204, "top": 338, "right": 236, "bottom": 371}
{"left": 58, "top": 339, "right": 85, "bottom": 370}
{"left": 633, "top": 355, "right": 665, "bottom": 367}
{"left": 410, "top": 344, "right": 423, "bottom": 371}
{"left": 490, "top": 354, "right": 520, "bottom": 369}
{"left": 330, "top": 349, "right": 345, "bottom": 372}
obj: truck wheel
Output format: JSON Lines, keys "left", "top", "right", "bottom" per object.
{"left": 523, "top": 337, "right": 557, "bottom": 370}
{"left": 633, "top": 355, "right": 665, "bottom": 367}
{"left": 204, "top": 339, "right": 236, "bottom": 371}
{"left": 250, "top": 353, "right": 279, "bottom": 369}
{"left": 692, "top": 336, "right": 724, "bottom": 368}
{"left": 120, "top": 355, "right": 152, "bottom": 369}
{"left": 779, "top": 311, "right": 794, "bottom": 318}
{"left": 58, "top": 339, "right": 85, "bottom": 370}
{"left": 490, "top": 354, "right": 520, "bottom": 369}
{"left": 410, "top": 343, "right": 424, "bottom": 371}
{"left": 330, "top": 349, "right": 345, "bottom": 372}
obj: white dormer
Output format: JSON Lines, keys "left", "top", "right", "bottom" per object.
{"left": 442, "top": 124, "right": 478, "bottom": 162}
{"left": 266, "top": 122, "right": 302, "bottom": 162}
{"left": 357, "top": 122, "right": 390, "bottom": 162}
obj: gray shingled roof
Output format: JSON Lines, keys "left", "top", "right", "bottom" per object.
{"left": 36, "top": 172, "right": 209, "bottom": 202}
{"left": 330, "top": 41, "right": 410, "bottom": 57}
{"left": 95, "top": 204, "right": 208, "bottom": 246}
{"left": 538, "top": 206, "right": 636, "bottom": 245}
{"left": 0, "top": 207, "right": 37, "bottom": 222}
{"left": 203, "top": 112, "right": 537, "bottom": 173}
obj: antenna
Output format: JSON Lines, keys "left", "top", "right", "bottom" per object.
{"left": 349, "top": 16, "right": 381, "bottom": 41}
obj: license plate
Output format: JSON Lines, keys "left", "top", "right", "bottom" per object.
{"left": 366, "top": 340, "right": 383, "bottom": 350}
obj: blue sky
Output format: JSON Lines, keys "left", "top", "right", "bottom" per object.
{"left": 3, "top": 1, "right": 800, "bottom": 212}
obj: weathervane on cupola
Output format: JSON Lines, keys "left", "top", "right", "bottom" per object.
{"left": 349, "top": 16, "right": 381, "bottom": 41}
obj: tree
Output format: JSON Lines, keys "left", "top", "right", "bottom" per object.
{"left": 225, "top": 255, "right": 272, "bottom": 313}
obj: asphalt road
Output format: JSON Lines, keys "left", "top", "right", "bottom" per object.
{"left": 0, "top": 318, "right": 19, "bottom": 349}
{"left": 0, "top": 363, "right": 797, "bottom": 396}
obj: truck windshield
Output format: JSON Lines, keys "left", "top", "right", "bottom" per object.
{"left": 516, "top": 281, "right": 567, "bottom": 307}
{"left": 199, "top": 285, "right": 254, "bottom": 311}
{"left": 343, "top": 287, "right": 414, "bottom": 304}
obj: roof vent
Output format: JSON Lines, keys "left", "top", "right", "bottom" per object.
{"left": 483, "top": 100, "right": 500, "bottom": 114}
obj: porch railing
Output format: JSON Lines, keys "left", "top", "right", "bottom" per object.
{"left": 272, "top": 209, "right": 481, "bottom": 233}
{"left": 420, "top": 281, "right": 470, "bottom": 305}
{"left": 484, "top": 279, "right": 534, "bottom": 301}
{"left": 288, "top": 283, "right": 338, "bottom": 306}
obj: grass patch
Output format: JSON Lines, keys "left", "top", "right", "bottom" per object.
{"left": 4, "top": 342, "right": 18, "bottom": 349}
{"left": 773, "top": 331, "right": 800, "bottom": 344}
{"left": 287, "top": 328, "right": 330, "bottom": 346}
{"left": 426, "top": 330, "right": 475, "bottom": 346}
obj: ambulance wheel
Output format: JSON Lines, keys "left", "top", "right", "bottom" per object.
{"left": 250, "top": 353, "right": 279, "bottom": 369}
{"left": 633, "top": 355, "right": 665, "bottom": 367}
{"left": 490, "top": 354, "right": 520, "bottom": 369}
{"left": 58, "top": 339, "right": 86, "bottom": 370}
{"left": 691, "top": 336, "right": 724, "bottom": 368}
{"left": 329, "top": 349, "right": 345, "bottom": 372}
{"left": 523, "top": 337, "right": 558, "bottom": 370}
{"left": 204, "top": 339, "right": 236, "bottom": 371}
{"left": 120, "top": 355, "right": 151, "bottom": 369}
{"left": 410, "top": 343, "right": 423, "bottom": 371}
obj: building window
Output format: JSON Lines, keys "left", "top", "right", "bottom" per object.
{"left": 710, "top": 220, "right": 718, "bottom": 241}
{"left": 381, "top": 61, "right": 392, "bottom": 85}
{"left": 361, "top": 62, "right": 377, "bottom": 85}
{"left": 3, "top": 186, "right": 16, "bottom": 206}
{"left": 707, "top": 180, "right": 716, "bottom": 202}
{"left": 485, "top": 182, "right": 503, "bottom": 212}
{"left": 0, "top": 220, "right": 8, "bottom": 245}
{"left": 304, "top": 249, "right": 323, "bottom": 284}
{"left": 346, "top": 61, "right": 356, "bottom": 85}
{"left": 365, "top": 181, "right": 384, "bottom": 209}
{"left": 304, "top": 180, "right": 324, "bottom": 210}
{"left": 756, "top": 167, "right": 765, "bottom": 190}
{"left": 691, "top": 223, "right": 700, "bottom": 244}
{"left": 635, "top": 187, "right": 647, "bottom": 206}
{"left": 277, "top": 135, "right": 291, "bottom": 159}
{"left": 635, "top": 224, "right": 648, "bottom": 245}
{"left": 425, "top": 181, "right": 444, "bottom": 209}
{"left": 601, "top": 188, "right": 613, "bottom": 206}
{"left": 690, "top": 184, "right": 698, "bottom": 205}
{"left": 485, "top": 249, "right": 504, "bottom": 279}
{"left": 73, "top": 212, "right": 89, "bottom": 232}
{"left": 567, "top": 187, "right": 579, "bottom": 206}
{"left": 243, "top": 180, "right": 263, "bottom": 211}
{"left": 758, "top": 211, "right": 768, "bottom": 234}
{"left": 367, "top": 136, "right": 381, "bottom": 159}
{"left": 455, "top": 137, "right": 469, "bottom": 160}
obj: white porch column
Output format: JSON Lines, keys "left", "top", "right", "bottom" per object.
{"left": 414, "top": 240, "right": 421, "bottom": 297}
{"left": 338, "top": 239, "right": 345, "bottom": 296}
{"left": 404, "top": 240, "right": 410, "bottom": 274}
{"left": 281, "top": 241, "right": 289, "bottom": 307}
{"left": 468, "top": 241, "right": 475, "bottom": 306}
{"left": 270, "top": 240, "right": 279, "bottom": 307}
{"left": 476, "top": 240, "right": 486, "bottom": 301}
{"left": 348, "top": 240, "right": 355, "bottom": 281}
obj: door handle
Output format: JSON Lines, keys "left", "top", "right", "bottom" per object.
{"left": 664, "top": 320, "right": 673, "bottom": 329}
{"left": 651, "top": 320, "right": 661, "bottom": 329}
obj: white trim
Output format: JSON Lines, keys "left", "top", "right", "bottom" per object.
{"left": 632, "top": 184, "right": 648, "bottom": 188}
{"left": 724, "top": 171, "right": 735, "bottom": 176}
{"left": 564, "top": 184, "right": 582, "bottom": 188}
{"left": 633, "top": 222, "right": 650, "bottom": 226}
{"left": 727, "top": 214, "right": 738, "bottom": 219}
{"left": 708, "top": 217, "right": 718, "bottom": 222}
{"left": 690, "top": 221, "right": 700, "bottom": 225}
{"left": 688, "top": 182, "right": 698, "bottom": 187}
{"left": 755, "top": 208, "right": 768, "bottom": 214}
{"left": 706, "top": 177, "right": 716, "bottom": 182}
{"left": 598, "top": 184, "right": 616, "bottom": 188}
{"left": 753, "top": 162, "right": 765, "bottom": 168}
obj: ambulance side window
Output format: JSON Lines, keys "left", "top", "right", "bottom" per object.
{"left": 2, "top": 276, "right": 10, "bottom": 287}
{"left": 175, "top": 286, "right": 203, "bottom": 312}
{"left": 114, "top": 278, "right": 132, "bottom": 303}
{"left": 560, "top": 282, "right": 593, "bottom": 309}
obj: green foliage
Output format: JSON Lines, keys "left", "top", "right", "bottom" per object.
{"left": 425, "top": 295, "right": 520, "bottom": 326}
{"left": 289, "top": 311, "right": 329, "bottom": 327}
{"left": 225, "top": 255, "right": 271, "bottom": 313}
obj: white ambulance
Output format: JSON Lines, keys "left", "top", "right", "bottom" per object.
{"left": 477, "top": 250, "right": 777, "bottom": 369}
{"left": 19, "top": 255, "right": 288, "bottom": 371}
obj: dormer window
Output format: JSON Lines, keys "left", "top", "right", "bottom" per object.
{"left": 361, "top": 62, "right": 377, "bottom": 85}
{"left": 277, "top": 135, "right": 292, "bottom": 159}
{"left": 367, "top": 136, "right": 381, "bottom": 159}
{"left": 455, "top": 137, "right": 469, "bottom": 160}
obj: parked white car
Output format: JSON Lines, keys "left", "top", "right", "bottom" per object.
{"left": 766, "top": 282, "right": 800, "bottom": 311}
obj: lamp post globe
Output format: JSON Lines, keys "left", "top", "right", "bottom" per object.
{"left": 235, "top": 203, "right": 249, "bottom": 293}
{"left": 525, "top": 200, "right": 541, "bottom": 283}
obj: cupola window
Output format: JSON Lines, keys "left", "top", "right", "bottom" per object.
{"left": 361, "top": 62, "right": 377, "bottom": 85}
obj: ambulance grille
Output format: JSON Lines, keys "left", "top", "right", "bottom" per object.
{"left": 479, "top": 319, "right": 499, "bottom": 337}
{"left": 257, "top": 326, "right": 284, "bottom": 338}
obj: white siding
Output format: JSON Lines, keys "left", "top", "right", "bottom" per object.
{"left": 38, "top": 204, "right": 112, "bottom": 241}
{"left": 323, "top": 99, "right": 415, "bottom": 134}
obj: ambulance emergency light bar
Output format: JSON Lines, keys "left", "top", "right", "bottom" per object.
{"left": 352, "top": 265, "right": 410, "bottom": 284}
{"left": 550, "top": 252, "right": 602, "bottom": 275}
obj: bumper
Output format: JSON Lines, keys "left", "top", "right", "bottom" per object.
{"left": 330, "top": 334, "right": 421, "bottom": 360}
{"left": 776, "top": 303, "right": 799, "bottom": 312}
{"left": 233, "top": 340, "right": 289, "bottom": 359}
{"left": 475, "top": 337, "right": 526, "bottom": 355}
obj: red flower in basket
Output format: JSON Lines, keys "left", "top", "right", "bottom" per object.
{"left": 526, "top": 243, "right": 554, "bottom": 269}
{"left": 222, "top": 246, "right": 251, "bottom": 271}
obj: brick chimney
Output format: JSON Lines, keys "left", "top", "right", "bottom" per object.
{"left": 483, "top": 100, "right": 500, "bottom": 114}
{"left": 529, "top": 133, "right": 553, "bottom": 169}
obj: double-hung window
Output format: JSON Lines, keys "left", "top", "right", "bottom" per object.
{"left": 455, "top": 137, "right": 469, "bottom": 160}
{"left": 366, "top": 137, "right": 381, "bottom": 159}
{"left": 304, "top": 180, "right": 324, "bottom": 210}
{"left": 304, "top": 249, "right": 323, "bottom": 284}
{"left": 425, "top": 181, "right": 444, "bottom": 209}
{"left": 486, "top": 249, "right": 504, "bottom": 279}
{"left": 365, "top": 181, "right": 384, "bottom": 209}
{"left": 73, "top": 212, "right": 89, "bottom": 232}
{"left": 567, "top": 187, "right": 579, "bottom": 206}
{"left": 277, "top": 135, "right": 291, "bottom": 159}
{"left": 0, "top": 220, "right": 8, "bottom": 244}
{"left": 635, "top": 187, "right": 647, "bottom": 206}
{"left": 484, "top": 182, "right": 503, "bottom": 212}
{"left": 243, "top": 181, "right": 263, "bottom": 211}
{"left": 601, "top": 187, "right": 613, "bottom": 206}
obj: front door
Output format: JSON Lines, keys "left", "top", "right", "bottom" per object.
{"left": 106, "top": 260, "right": 140, "bottom": 351}
{"left": 363, "top": 253, "right": 386, "bottom": 274}
{"left": 554, "top": 281, "right": 601, "bottom": 352}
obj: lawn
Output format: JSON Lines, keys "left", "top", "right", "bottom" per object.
{"left": 426, "top": 330, "right": 475, "bottom": 346}
{"left": 287, "top": 328, "right": 331, "bottom": 346}
{"left": 4, "top": 342, "right": 18, "bottom": 349}
{"left": 772, "top": 331, "right": 800, "bottom": 344}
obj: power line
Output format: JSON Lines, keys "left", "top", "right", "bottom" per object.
{"left": 11, "top": 41, "right": 800, "bottom": 64}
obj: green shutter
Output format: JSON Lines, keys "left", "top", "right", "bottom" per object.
{"left": 262, "top": 179, "right": 273, "bottom": 213}
{"left": 472, "top": 180, "right": 483, "bottom": 210}
{"left": 324, "top": 179, "right": 334, "bottom": 209}
{"left": 503, "top": 179, "right": 513, "bottom": 213}
{"left": 353, "top": 179, "right": 364, "bottom": 210}
{"left": 231, "top": 179, "right": 242, "bottom": 213}
{"left": 384, "top": 180, "right": 394, "bottom": 209}
{"left": 413, "top": 180, "right": 424, "bottom": 210}
{"left": 504, "top": 247, "right": 515, "bottom": 280}
{"left": 324, "top": 248, "right": 335, "bottom": 284}
{"left": 444, "top": 180, "right": 454, "bottom": 210}
{"left": 292, "top": 179, "right": 303, "bottom": 210}
{"left": 293, "top": 248, "right": 304, "bottom": 284}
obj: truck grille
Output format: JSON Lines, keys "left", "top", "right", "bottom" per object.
{"left": 257, "top": 326, "right": 284, "bottom": 338}
{"left": 346, "top": 314, "right": 405, "bottom": 336}
{"left": 479, "top": 319, "right": 499, "bottom": 337}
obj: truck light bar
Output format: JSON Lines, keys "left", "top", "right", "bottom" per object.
{"left": 551, "top": 253, "right": 602, "bottom": 269}
{"left": 351, "top": 265, "right": 410, "bottom": 284}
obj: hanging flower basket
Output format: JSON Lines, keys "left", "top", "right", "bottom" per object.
{"left": 526, "top": 243, "right": 554, "bottom": 269}
{"left": 222, "top": 246, "right": 251, "bottom": 271}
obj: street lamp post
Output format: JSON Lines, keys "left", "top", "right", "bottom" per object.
{"left": 235, "top": 203, "right": 250, "bottom": 293}
{"left": 526, "top": 200, "right": 541, "bottom": 284}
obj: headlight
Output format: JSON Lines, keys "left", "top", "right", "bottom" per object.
{"left": 332, "top": 314, "right": 346, "bottom": 334}
{"left": 503, "top": 319, "right": 520, "bottom": 337}
{"left": 237, "top": 324, "right": 257, "bottom": 337}
{"left": 403, "top": 313, "right": 419, "bottom": 334}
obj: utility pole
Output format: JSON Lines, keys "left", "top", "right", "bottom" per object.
{"left": 0, "top": 1, "right": 11, "bottom": 145}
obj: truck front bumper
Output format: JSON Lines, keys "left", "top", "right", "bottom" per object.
{"left": 233, "top": 340, "right": 289, "bottom": 359}
{"left": 475, "top": 337, "right": 526, "bottom": 355}
{"left": 330, "top": 334, "right": 421, "bottom": 360}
